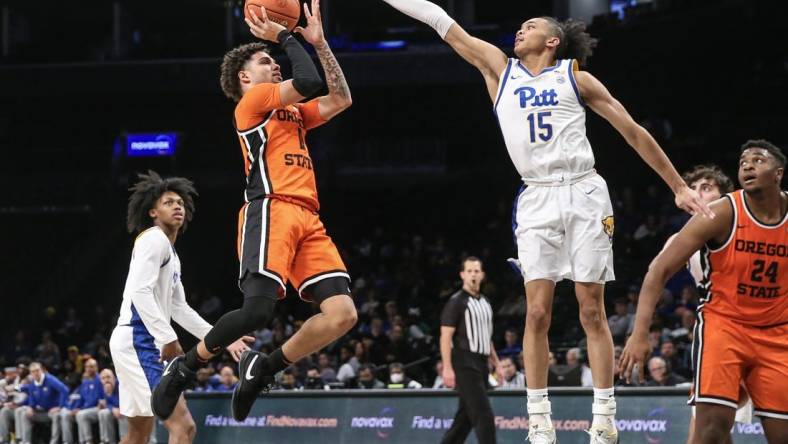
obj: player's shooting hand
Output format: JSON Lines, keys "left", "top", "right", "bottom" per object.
{"left": 160, "top": 340, "right": 183, "bottom": 363}
{"left": 442, "top": 367, "right": 456, "bottom": 389}
{"left": 245, "top": 6, "right": 286, "bottom": 42}
{"left": 226, "top": 336, "right": 255, "bottom": 362}
{"left": 293, "top": 0, "right": 325, "bottom": 46}
{"left": 618, "top": 332, "right": 650, "bottom": 384}
{"left": 675, "top": 185, "right": 715, "bottom": 219}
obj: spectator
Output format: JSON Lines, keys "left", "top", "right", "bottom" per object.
{"left": 646, "top": 357, "right": 687, "bottom": 386}
{"left": 565, "top": 348, "right": 593, "bottom": 387}
{"left": 497, "top": 328, "right": 522, "bottom": 357}
{"left": 497, "top": 356, "right": 525, "bottom": 389}
{"left": 383, "top": 301, "right": 399, "bottom": 331}
{"left": 386, "top": 363, "right": 422, "bottom": 389}
{"left": 98, "top": 369, "right": 123, "bottom": 444}
{"left": 213, "top": 366, "right": 238, "bottom": 392}
{"left": 58, "top": 308, "right": 84, "bottom": 344}
{"left": 385, "top": 325, "right": 412, "bottom": 364}
{"left": 304, "top": 367, "right": 325, "bottom": 390}
{"left": 659, "top": 340, "right": 689, "bottom": 378}
{"left": 355, "top": 365, "right": 385, "bottom": 389}
{"left": 433, "top": 361, "right": 445, "bottom": 389}
{"left": 34, "top": 332, "right": 61, "bottom": 374}
{"left": 364, "top": 318, "right": 389, "bottom": 364}
{"left": 61, "top": 346, "right": 84, "bottom": 389}
{"left": 317, "top": 352, "right": 337, "bottom": 382}
{"left": 335, "top": 345, "right": 356, "bottom": 383}
{"left": 192, "top": 368, "right": 213, "bottom": 392}
{"left": 607, "top": 298, "right": 634, "bottom": 343}
{"left": 0, "top": 366, "right": 26, "bottom": 444}
{"left": 19, "top": 362, "right": 69, "bottom": 444}
{"left": 277, "top": 369, "right": 301, "bottom": 391}
{"left": 63, "top": 358, "right": 103, "bottom": 444}
{"left": 6, "top": 331, "right": 33, "bottom": 364}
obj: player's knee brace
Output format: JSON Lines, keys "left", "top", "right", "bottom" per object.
{"left": 236, "top": 295, "right": 276, "bottom": 333}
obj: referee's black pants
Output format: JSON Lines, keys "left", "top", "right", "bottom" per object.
{"left": 441, "top": 350, "right": 496, "bottom": 444}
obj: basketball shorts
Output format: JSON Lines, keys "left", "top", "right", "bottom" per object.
{"left": 237, "top": 197, "right": 349, "bottom": 301}
{"left": 109, "top": 325, "right": 162, "bottom": 417}
{"left": 691, "top": 310, "right": 788, "bottom": 419}
{"left": 512, "top": 173, "right": 615, "bottom": 284}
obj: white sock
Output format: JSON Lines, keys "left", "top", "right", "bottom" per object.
{"left": 527, "top": 388, "right": 552, "bottom": 428}
{"left": 592, "top": 387, "right": 616, "bottom": 428}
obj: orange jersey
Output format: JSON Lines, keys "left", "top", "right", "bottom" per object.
{"left": 234, "top": 83, "right": 326, "bottom": 211}
{"left": 698, "top": 190, "right": 788, "bottom": 327}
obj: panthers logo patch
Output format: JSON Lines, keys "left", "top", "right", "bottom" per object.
{"left": 601, "top": 216, "right": 614, "bottom": 241}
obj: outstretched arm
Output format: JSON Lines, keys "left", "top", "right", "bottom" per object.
{"left": 294, "top": 0, "right": 352, "bottom": 121}
{"left": 618, "top": 197, "right": 732, "bottom": 382}
{"left": 575, "top": 70, "right": 714, "bottom": 218}
{"left": 381, "top": 0, "right": 508, "bottom": 101}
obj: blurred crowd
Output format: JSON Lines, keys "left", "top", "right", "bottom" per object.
{"left": 0, "top": 181, "right": 698, "bottom": 442}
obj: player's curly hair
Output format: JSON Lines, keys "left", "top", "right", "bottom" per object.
{"left": 682, "top": 164, "right": 735, "bottom": 194}
{"left": 541, "top": 17, "right": 597, "bottom": 66}
{"left": 740, "top": 139, "right": 786, "bottom": 168}
{"left": 220, "top": 42, "right": 270, "bottom": 102}
{"left": 126, "top": 170, "right": 197, "bottom": 234}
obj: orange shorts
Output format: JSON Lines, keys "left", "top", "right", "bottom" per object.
{"left": 237, "top": 197, "right": 349, "bottom": 301}
{"left": 691, "top": 310, "right": 788, "bottom": 419}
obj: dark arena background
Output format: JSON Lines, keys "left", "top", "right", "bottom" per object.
{"left": 1, "top": 0, "right": 786, "bottom": 443}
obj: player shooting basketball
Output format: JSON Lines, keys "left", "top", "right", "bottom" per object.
{"left": 151, "top": 0, "right": 358, "bottom": 424}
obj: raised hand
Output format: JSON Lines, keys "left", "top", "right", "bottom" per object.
{"left": 293, "top": 0, "right": 325, "bottom": 46}
{"left": 245, "top": 6, "right": 286, "bottom": 42}
{"left": 675, "top": 185, "right": 715, "bottom": 218}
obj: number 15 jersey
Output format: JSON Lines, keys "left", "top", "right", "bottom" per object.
{"left": 494, "top": 58, "right": 594, "bottom": 182}
{"left": 699, "top": 190, "right": 788, "bottom": 327}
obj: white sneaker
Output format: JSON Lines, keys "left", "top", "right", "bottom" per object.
{"left": 527, "top": 423, "right": 557, "bottom": 443}
{"left": 586, "top": 424, "right": 619, "bottom": 444}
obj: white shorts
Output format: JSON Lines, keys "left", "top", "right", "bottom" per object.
{"left": 513, "top": 173, "right": 615, "bottom": 284}
{"left": 109, "top": 325, "right": 163, "bottom": 417}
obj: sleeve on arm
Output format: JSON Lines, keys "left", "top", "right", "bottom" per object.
{"left": 125, "top": 232, "right": 179, "bottom": 345}
{"left": 295, "top": 99, "right": 327, "bottom": 130}
{"left": 170, "top": 281, "right": 213, "bottom": 340}
{"left": 440, "top": 297, "right": 463, "bottom": 327}
{"left": 235, "top": 83, "right": 282, "bottom": 129}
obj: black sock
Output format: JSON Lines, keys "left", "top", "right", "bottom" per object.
{"left": 183, "top": 347, "right": 207, "bottom": 372}
{"left": 266, "top": 348, "right": 292, "bottom": 375}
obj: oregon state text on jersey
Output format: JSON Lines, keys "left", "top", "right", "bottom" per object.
{"left": 698, "top": 190, "right": 788, "bottom": 327}
{"left": 234, "top": 83, "right": 326, "bottom": 211}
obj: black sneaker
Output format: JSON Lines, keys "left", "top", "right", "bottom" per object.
{"left": 232, "top": 351, "right": 274, "bottom": 421}
{"left": 151, "top": 356, "right": 195, "bottom": 420}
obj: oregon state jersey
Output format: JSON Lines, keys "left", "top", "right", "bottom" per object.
{"left": 494, "top": 58, "right": 595, "bottom": 181}
{"left": 235, "top": 83, "right": 326, "bottom": 211}
{"left": 698, "top": 190, "right": 788, "bottom": 327}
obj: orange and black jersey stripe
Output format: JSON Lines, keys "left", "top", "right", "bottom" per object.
{"left": 234, "top": 82, "right": 327, "bottom": 212}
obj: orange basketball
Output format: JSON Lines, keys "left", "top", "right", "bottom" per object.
{"left": 244, "top": 0, "right": 302, "bottom": 32}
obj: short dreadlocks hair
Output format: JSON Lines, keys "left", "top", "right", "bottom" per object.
{"left": 126, "top": 170, "right": 197, "bottom": 234}
{"left": 220, "top": 42, "right": 270, "bottom": 102}
{"left": 541, "top": 17, "right": 598, "bottom": 66}
{"left": 740, "top": 139, "right": 786, "bottom": 168}
{"left": 682, "top": 164, "right": 734, "bottom": 194}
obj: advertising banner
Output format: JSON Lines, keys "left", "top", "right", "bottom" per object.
{"left": 156, "top": 389, "right": 766, "bottom": 443}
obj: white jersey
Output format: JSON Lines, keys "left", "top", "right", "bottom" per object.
{"left": 115, "top": 226, "right": 212, "bottom": 349}
{"left": 494, "top": 58, "right": 595, "bottom": 182}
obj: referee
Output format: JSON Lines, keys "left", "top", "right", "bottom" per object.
{"left": 440, "top": 256, "right": 500, "bottom": 444}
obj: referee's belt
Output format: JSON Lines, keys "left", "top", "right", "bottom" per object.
{"left": 522, "top": 169, "right": 596, "bottom": 187}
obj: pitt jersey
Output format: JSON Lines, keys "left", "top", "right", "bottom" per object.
{"left": 234, "top": 83, "right": 326, "bottom": 212}
{"left": 494, "top": 58, "right": 594, "bottom": 182}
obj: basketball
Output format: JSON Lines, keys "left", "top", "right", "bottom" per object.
{"left": 244, "top": 0, "right": 302, "bottom": 31}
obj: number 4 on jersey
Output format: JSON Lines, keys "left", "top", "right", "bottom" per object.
{"left": 527, "top": 111, "right": 552, "bottom": 143}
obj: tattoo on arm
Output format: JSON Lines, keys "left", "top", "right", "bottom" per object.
{"left": 314, "top": 42, "right": 350, "bottom": 100}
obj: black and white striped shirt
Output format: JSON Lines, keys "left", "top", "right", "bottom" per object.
{"left": 441, "top": 290, "right": 494, "bottom": 356}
